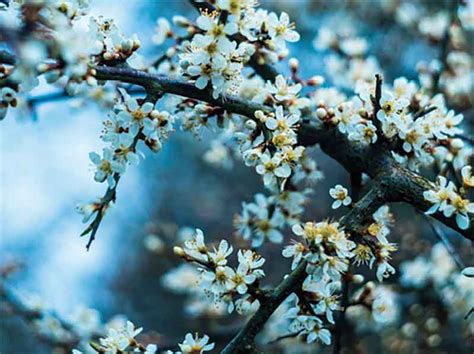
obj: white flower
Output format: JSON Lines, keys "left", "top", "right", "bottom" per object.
{"left": 238, "top": 249, "right": 265, "bottom": 270}
{"left": 423, "top": 176, "right": 457, "bottom": 215}
{"left": 235, "top": 295, "right": 260, "bottom": 315}
{"left": 117, "top": 96, "right": 155, "bottom": 136}
{"left": 255, "top": 150, "right": 291, "bottom": 187}
{"left": 348, "top": 121, "right": 378, "bottom": 144}
{"left": 177, "top": 333, "right": 215, "bottom": 354}
{"left": 340, "top": 37, "right": 367, "bottom": 57}
{"left": 303, "top": 317, "right": 331, "bottom": 345}
{"left": 183, "top": 228, "right": 208, "bottom": 261}
{"left": 373, "top": 259, "right": 396, "bottom": 282}
{"left": 89, "top": 148, "right": 124, "bottom": 187}
{"left": 208, "top": 239, "right": 233, "bottom": 266}
{"left": 266, "top": 75, "right": 302, "bottom": 102}
{"left": 76, "top": 201, "right": 101, "bottom": 223}
{"left": 304, "top": 279, "right": 339, "bottom": 324}
{"left": 153, "top": 18, "right": 171, "bottom": 45}
{"left": 99, "top": 320, "right": 142, "bottom": 352}
{"left": 237, "top": 194, "right": 285, "bottom": 247}
{"left": 264, "top": 105, "right": 299, "bottom": 132}
{"left": 449, "top": 195, "right": 474, "bottom": 230}
{"left": 196, "top": 14, "right": 238, "bottom": 38}
{"left": 282, "top": 242, "right": 306, "bottom": 270}
{"left": 392, "top": 77, "right": 417, "bottom": 100}
{"left": 376, "top": 90, "right": 410, "bottom": 122}
{"left": 205, "top": 265, "right": 235, "bottom": 294}
{"left": 267, "top": 12, "right": 300, "bottom": 48}
{"left": 329, "top": 184, "right": 352, "bottom": 209}
{"left": 372, "top": 287, "right": 398, "bottom": 325}
{"left": 461, "top": 166, "right": 474, "bottom": 188}
{"left": 400, "top": 256, "right": 431, "bottom": 288}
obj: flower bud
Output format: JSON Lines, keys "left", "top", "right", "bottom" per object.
{"left": 450, "top": 138, "right": 464, "bottom": 150}
{"left": 316, "top": 107, "right": 327, "bottom": 119}
{"left": 122, "top": 39, "right": 133, "bottom": 51}
{"left": 133, "top": 39, "right": 141, "bottom": 49}
{"left": 307, "top": 75, "right": 325, "bottom": 86}
{"left": 289, "top": 58, "right": 299, "bottom": 71}
{"left": 245, "top": 119, "right": 257, "bottom": 130}
{"left": 166, "top": 47, "right": 176, "bottom": 58}
{"left": 150, "top": 110, "right": 160, "bottom": 119}
{"left": 352, "top": 274, "right": 364, "bottom": 284}
{"left": 180, "top": 59, "right": 190, "bottom": 70}
{"left": 103, "top": 52, "right": 114, "bottom": 61}
{"left": 365, "top": 281, "right": 375, "bottom": 291}
{"left": 173, "top": 15, "right": 189, "bottom": 27}
{"left": 173, "top": 246, "right": 185, "bottom": 257}
{"left": 462, "top": 266, "right": 474, "bottom": 278}
{"left": 254, "top": 110, "right": 266, "bottom": 121}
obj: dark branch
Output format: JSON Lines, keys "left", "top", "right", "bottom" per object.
{"left": 92, "top": 65, "right": 473, "bottom": 240}
{"left": 221, "top": 181, "right": 390, "bottom": 353}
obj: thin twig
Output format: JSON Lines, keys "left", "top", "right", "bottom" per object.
{"left": 413, "top": 106, "right": 437, "bottom": 119}
{"left": 332, "top": 275, "right": 350, "bottom": 354}
{"left": 420, "top": 212, "right": 465, "bottom": 270}
{"left": 432, "top": 0, "right": 459, "bottom": 94}
{"left": 267, "top": 331, "right": 302, "bottom": 345}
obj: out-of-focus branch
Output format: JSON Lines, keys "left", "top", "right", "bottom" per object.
{"left": 432, "top": 0, "right": 460, "bottom": 94}
{"left": 420, "top": 212, "right": 465, "bottom": 270}
{"left": 0, "top": 49, "right": 16, "bottom": 65}
{"left": 333, "top": 172, "right": 363, "bottom": 354}
{"left": 0, "top": 281, "right": 80, "bottom": 349}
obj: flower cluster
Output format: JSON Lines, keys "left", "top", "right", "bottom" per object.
{"left": 5, "top": 287, "right": 159, "bottom": 354}
{"left": 79, "top": 321, "right": 157, "bottom": 354}
{"left": 234, "top": 191, "right": 311, "bottom": 248}
{"left": 316, "top": 76, "right": 471, "bottom": 173}
{"left": 284, "top": 221, "right": 356, "bottom": 279}
{"left": 278, "top": 220, "right": 360, "bottom": 345}
{"left": 239, "top": 85, "right": 316, "bottom": 192}
{"left": 174, "top": 229, "right": 266, "bottom": 315}
{"left": 0, "top": 1, "right": 145, "bottom": 116}
{"left": 76, "top": 89, "right": 174, "bottom": 228}
{"left": 177, "top": 2, "right": 300, "bottom": 98}
{"left": 313, "top": 26, "right": 382, "bottom": 89}
{"left": 423, "top": 173, "right": 474, "bottom": 230}
{"left": 329, "top": 184, "right": 352, "bottom": 209}
{"left": 356, "top": 205, "right": 398, "bottom": 282}
{"left": 346, "top": 283, "right": 399, "bottom": 329}
{"left": 399, "top": 243, "right": 473, "bottom": 319}
{"left": 162, "top": 263, "right": 227, "bottom": 318}
{"left": 382, "top": 0, "right": 474, "bottom": 105}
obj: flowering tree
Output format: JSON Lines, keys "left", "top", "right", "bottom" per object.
{"left": 1, "top": 0, "right": 473, "bottom": 353}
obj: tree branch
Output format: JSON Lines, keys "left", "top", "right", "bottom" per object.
{"left": 221, "top": 180, "right": 390, "bottom": 353}
{"left": 92, "top": 65, "right": 473, "bottom": 240}
{"left": 0, "top": 49, "right": 16, "bottom": 65}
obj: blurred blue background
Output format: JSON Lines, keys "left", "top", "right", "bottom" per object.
{"left": 1, "top": 1, "right": 471, "bottom": 353}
